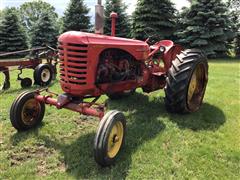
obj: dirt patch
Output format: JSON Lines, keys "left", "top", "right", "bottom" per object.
{"left": 74, "top": 115, "right": 98, "bottom": 127}
{"left": 58, "top": 161, "right": 66, "bottom": 172}
{"left": 9, "top": 144, "right": 55, "bottom": 166}
{"left": 37, "top": 160, "right": 49, "bottom": 176}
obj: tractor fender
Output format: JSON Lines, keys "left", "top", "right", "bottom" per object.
{"left": 159, "top": 40, "right": 183, "bottom": 70}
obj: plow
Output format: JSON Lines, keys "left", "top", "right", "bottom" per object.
{"left": 0, "top": 46, "right": 58, "bottom": 90}
{"left": 9, "top": 5, "right": 208, "bottom": 167}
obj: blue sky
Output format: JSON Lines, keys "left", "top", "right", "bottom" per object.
{"left": 0, "top": 0, "right": 190, "bottom": 19}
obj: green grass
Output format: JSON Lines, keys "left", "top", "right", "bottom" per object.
{"left": 0, "top": 60, "right": 240, "bottom": 179}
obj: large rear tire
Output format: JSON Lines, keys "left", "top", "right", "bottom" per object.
{"left": 164, "top": 49, "right": 208, "bottom": 113}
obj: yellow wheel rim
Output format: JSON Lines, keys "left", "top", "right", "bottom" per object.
{"left": 21, "top": 99, "right": 41, "bottom": 125}
{"left": 107, "top": 121, "right": 124, "bottom": 158}
{"left": 187, "top": 63, "right": 206, "bottom": 110}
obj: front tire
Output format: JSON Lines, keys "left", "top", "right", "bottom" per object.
{"left": 164, "top": 49, "right": 208, "bottom": 113}
{"left": 10, "top": 91, "right": 45, "bottom": 131}
{"left": 94, "top": 110, "right": 126, "bottom": 166}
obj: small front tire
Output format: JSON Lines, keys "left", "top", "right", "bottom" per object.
{"left": 94, "top": 110, "right": 126, "bottom": 166}
{"left": 10, "top": 91, "right": 45, "bottom": 131}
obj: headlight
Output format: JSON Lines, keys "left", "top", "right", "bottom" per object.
{"left": 159, "top": 46, "right": 165, "bottom": 53}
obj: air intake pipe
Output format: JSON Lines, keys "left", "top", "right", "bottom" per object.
{"left": 110, "top": 12, "right": 118, "bottom": 37}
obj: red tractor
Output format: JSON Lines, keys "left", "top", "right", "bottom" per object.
{"left": 9, "top": 13, "right": 208, "bottom": 166}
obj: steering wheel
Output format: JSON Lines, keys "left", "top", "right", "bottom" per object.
{"left": 144, "top": 27, "right": 161, "bottom": 45}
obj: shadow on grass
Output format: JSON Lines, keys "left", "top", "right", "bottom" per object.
{"left": 168, "top": 103, "right": 226, "bottom": 131}
{"left": 10, "top": 92, "right": 225, "bottom": 179}
{"left": 0, "top": 88, "right": 22, "bottom": 95}
{"left": 0, "top": 78, "right": 58, "bottom": 95}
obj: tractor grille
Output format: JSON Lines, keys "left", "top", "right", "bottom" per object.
{"left": 58, "top": 42, "right": 88, "bottom": 86}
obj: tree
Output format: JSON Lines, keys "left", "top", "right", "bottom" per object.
{"left": 0, "top": 10, "right": 3, "bottom": 21}
{"left": 187, "top": 0, "right": 197, "bottom": 4}
{"left": 228, "top": 0, "right": 240, "bottom": 57}
{"left": 19, "top": 0, "right": 58, "bottom": 33}
{"left": 0, "top": 8, "right": 28, "bottom": 54}
{"left": 176, "top": 0, "right": 235, "bottom": 58}
{"left": 104, "top": 0, "right": 130, "bottom": 37}
{"left": 132, "top": 0, "right": 176, "bottom": 41}
{"left": 175, "top": 7, "right": 190, "bottom": 39}
{"left": 30, "top": 12, "right": 59, "bottom": 48}
{"left": 62, "top": 0, "right": 91, "bottom": 32}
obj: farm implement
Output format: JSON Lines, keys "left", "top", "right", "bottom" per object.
{"left": 9, "top": 10, "right": 208, "bottom": 166}
{"left": 0, "top": 46, "right": 58, "bottom": 90}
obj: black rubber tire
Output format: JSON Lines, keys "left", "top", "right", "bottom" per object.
{"left": 10, "top": 91, "right": 29, "bottom": 130}
{"left": 94, "top": 110, "right": 126, "bottom": 167}
{"left": 0, "top": 72, "right": 10, "bottom": 90}
{"left": 107, "top": 89, "right": 136, "bottom": 100}
{"left": 10, "top": 91, "right": 45, "bottom": 131}
{"left": 34, "top": 64, "right": 53, "bottom": 86}
{"left": 20, "top": 78, "right": 32, "bottom": 88}
{"left": 164, "top": 49, "right": 208, "bottom": 113}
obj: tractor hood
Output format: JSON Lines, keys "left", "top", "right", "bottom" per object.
{"left": 58, "top": 31, "right": 149, "bottom": 47}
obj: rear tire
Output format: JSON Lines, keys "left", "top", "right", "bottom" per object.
{"left": 164, "top": 49, "right": 208, "bottom": 113}
{"left": 10, "top": 91, "right": 45, "bottom": 131}
{"left": 94, "top": 110, "right": 126, "bottom": 166}
{"left": 34, "top": 64, "right": 53, "bottom": 86}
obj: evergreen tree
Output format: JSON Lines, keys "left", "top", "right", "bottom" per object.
{"left": 228, "top": 0, "right": 240, "bottom": 57}
{"left": 0, "top": 8, "right": 28, "bottom": 54}
{"left": 62, "top": 0, "right": 91, "bottom": 32}
{"left": 236, "top": 30, "right": 240, "bottom": 58}
{"left": 132, "top": 0, "right": 176, "bottom": 41}
{"left": 176, "top": 0, "right": 235, "bottom": 58}
{"left": 175, "top": 7, "right": 190, "bottom": 39}
{"left": 30, "top": 12, "right": 59, "bottom": 48}
{"left": 104, "top": 0, "right": 130, "bottom": 37}
{"left": 0, "top": 10, "right": 3, "bottom": 21}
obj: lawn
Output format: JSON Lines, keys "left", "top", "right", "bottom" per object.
{"left": 0, "top": 60, "right": 240, "bottom": 179}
